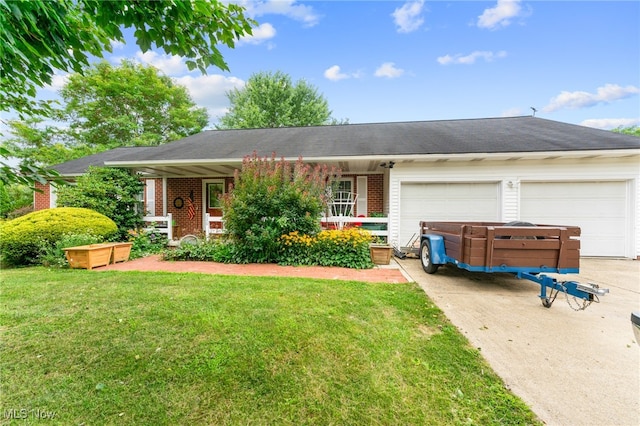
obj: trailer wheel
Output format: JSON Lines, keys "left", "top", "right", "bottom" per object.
{"left": 502, "top": 221, "right": 540, "bottom": 240}
{"left": 420, "top": 239, "right": 439, "bottom": 274}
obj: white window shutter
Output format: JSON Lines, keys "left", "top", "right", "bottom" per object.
{"left": 145, "top": 179, "right": 156, "bottom": 216}
{"left": 356, "top": 176, "right": 367, "bottom": 216}
{"left": 49, "top": 184, "right": 58, "bottom": 208}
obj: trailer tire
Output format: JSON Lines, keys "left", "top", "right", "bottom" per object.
{"left": 502, "top": 221, "right": 540, "bottom": 240}
{"left": 420, "top": 239, "right": 439, "bottom": 274}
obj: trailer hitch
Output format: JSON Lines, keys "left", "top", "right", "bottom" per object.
{"left": 517, "top": 272, "right": 609, "bottom": 310}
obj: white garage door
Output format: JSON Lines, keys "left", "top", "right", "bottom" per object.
{"left": 399, "top": 182, "right": 500, "bottom": 246}
{"left": 520, "top": 181, "right": 628, "bottom": 257}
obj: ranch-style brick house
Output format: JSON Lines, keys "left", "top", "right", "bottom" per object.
{"left": 35, "top": 116, "right": 640, "bottom": 259}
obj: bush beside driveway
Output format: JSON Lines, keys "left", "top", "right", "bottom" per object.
{"left": 399, "top": 257, "right": 640, "bottom": 426}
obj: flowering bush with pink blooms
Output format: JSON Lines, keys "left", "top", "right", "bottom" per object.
{"left": 221, "top": 152, "right": 341, "bottom": 263}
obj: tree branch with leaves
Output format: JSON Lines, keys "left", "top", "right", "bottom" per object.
{"left": 0, "top": 0, "right": 255, "bottom": 188}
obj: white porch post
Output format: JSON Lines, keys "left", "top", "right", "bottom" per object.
{"left": 162, "top": 177, "right": 168, "bottom": 216}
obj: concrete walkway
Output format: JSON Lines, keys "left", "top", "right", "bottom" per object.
{"left": 398, "top": 257, "right": 640, "bottom": 426}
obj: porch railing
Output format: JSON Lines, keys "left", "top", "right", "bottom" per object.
{"left": 321, "top": 215, "right": 389, "bottom": 239}
{"left": 205, "top": 213, "right": 225, "bottom": 239}
{"left": 142, "top": 213, "right": 173, "bottom": 240}
{"left": 143, "top": 214, "right": 388, "bottom": 242}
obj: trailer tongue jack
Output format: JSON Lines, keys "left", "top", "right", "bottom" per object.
{"left": 517, "top": 272, "right": 609, "bottom": 310}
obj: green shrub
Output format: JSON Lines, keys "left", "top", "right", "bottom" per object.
{"left": 165, "top": 228, "right": 374, "bottom": 269}
{"left": 39, "top": 233, "right": 102, "bottom": 268}
{"left": 221, "top": 152, "right": 340, "bottom": 263}
{"left": 0, "top": 182, "right": 33, "bottom": 218}
{"left": 128, "top": 227, "right": 168, "bottom": 259}
{"left": 0, "top": 207, "right": 117, "bottom": 266}
{"left": 280, "top": 228, "right": 374, "bottom": 269}
{"left": 56, "top": 166, "right": 144, "bottom": 239}
{"left": 162, "top": 238, "right": 230, "bottom": 262}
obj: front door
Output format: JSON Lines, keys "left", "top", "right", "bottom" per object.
{"left": 204, "top": 179, "right": 225, "bottom": 232}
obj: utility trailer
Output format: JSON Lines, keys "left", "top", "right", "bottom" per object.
{"left": 419, "top": 221, "right": 608, "bottom": 310}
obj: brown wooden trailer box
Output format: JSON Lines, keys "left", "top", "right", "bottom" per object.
{"left": 419, "top": 221, "right": 580, "bottom": 270}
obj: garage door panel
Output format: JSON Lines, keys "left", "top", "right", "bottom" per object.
{"left": 521, "top": 181, "right": 627, "bottom": 257}
{"left": 399, "top": 183, "right": 499, "bottom": 246}
{"left": 522, "top": 199, "right": 625, "bottom": 219}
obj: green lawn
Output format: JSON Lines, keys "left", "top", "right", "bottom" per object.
{"left": 0, "top": 268, "right": 540, "bottom": 425}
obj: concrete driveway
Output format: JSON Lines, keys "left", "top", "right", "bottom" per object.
{"left": 398, "top": 257, "right": 640, "bottom": 426}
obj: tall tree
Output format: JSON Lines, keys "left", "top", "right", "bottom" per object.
{"left": 0, "top": 0, "right": 254, "bottom": 186}
{"left": 217, "top": 71, "right": 342, "bottom": 129}
{"left": 0, "top": 0, "right": 254, "bottom": 119}
{"left": 612, "top": 126, "right": 640, "bottom": 137}
{"left": 3, "top": 60, "right": 209, "bottom": 166}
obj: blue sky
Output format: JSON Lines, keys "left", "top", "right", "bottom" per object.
{"left": 40, "top": 0, "right": 640, "bottom": 130}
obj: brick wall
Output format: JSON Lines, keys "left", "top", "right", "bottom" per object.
{"left": 166, "top": 177, "right": 201, "bottom": 235}
{"left": 347, "top": 173, "right": 384, "bottom": 216}
{"left": 153, "top": 178, "right": 163, "bottom": 216}
{"left": 367, "top": 174, "right": 384, "bottom": 215}
{"left": 165, "top": 177, "right": 233, "bottom": 236}
{"left": 33, "top": 182, "right": 50, "bottom": 211}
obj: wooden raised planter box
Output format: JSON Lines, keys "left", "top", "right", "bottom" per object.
{"left": 111, "top": 242, "right": 133, "bottom": 263}
{"left": 64, "top": 242, "right": 133, "bottom": 269}
{"left": 370, "top": 244, "right": 393, "bottom": 265}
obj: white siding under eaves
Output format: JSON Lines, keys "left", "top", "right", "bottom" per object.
{"left": 388, "top": 155, "right": 640, "bottom": 259}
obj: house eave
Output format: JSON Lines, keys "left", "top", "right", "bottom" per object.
{"left": 104, "top": 148, "right": 640, "bottom": 177}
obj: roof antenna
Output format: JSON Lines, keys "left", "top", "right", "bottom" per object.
{"left": 530, "top": 107, "right": 537, "bottom": 117}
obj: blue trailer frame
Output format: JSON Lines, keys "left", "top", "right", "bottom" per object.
{"left": 421, "top": 233, "right": 608, "bottom": 310}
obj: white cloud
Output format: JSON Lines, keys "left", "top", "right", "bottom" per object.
{"left": 173, "top": 74, "right": 245, "bottom": 122}
{"left": 580, "top": 117, "right": 640, "bottom": 130}
{"left": 323, "top": 65, "right": 361, "bottom": 81}
{"left": 374, "top": 62, "right": 404, "bottom": 79}
{"left": 240, "top": 0, "right": 321, "bottom": 27}
{"left": 110, "top": 39, "right": 125, "bottom": 50}
{"left": 392, "top": 1, "right": 425, "bottom": 33}
{"left": 324, "top": 65, "right": 348, "bottom": 81}
{"left": 437, "top": 50, "right": 507, "bottom": 65}
{"left": 239, "top": 23, "right": 277, "bottom": 45}
{"left": 543, "top": 84, "right": 640, "bottom": 113}
{"left": 42, "top": 73, "right": 70, "bottom": 92}
{"left": 135, "top": 51, "right": 187, "bottom": 76}
{"left": 477, "top": 0, "right": 522, "bottom": 30}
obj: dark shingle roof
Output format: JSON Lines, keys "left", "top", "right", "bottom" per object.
{"left": 106, "top": 116, "right": 640, "bottom": 164}
{"left": 51, "top": 147, "right": 153, "bottom": 175}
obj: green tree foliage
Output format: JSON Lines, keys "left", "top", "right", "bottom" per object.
{"left": 0, "top": 181, "right": 32, "bottom": 218}
{"left": 217, "top": 71, "right": 340, "bottom": 129}
{"left": 612, "top": 126, "right": 640, "bottom": 137}
{"left": 0, "top": 0, "right": 254, "bottom": 187}
{"left": 3, "top": 61, "right": 209, "bottom": 166}
{"left": 0, "top": 0, "right": 254, "bottom": 118}
{"left": 0, "top": 145, "right": 64, "bottom": 189}
{"left": 61, "top": 60, "right": 209, "bottom": 148}
{"left": 1, "top": 118, "right": 90, "bottom": 167}
{"left": 221, "top": 152, "right": 341, "bottom": 263}
{"left": 0, "top": 207, "right": 117, "bottom": 266}
{"left": 56, "top": 167, "right": 144, "bottom": 239}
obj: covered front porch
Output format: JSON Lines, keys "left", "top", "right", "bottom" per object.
{"left": 135, "top": 158, "right": 390, "bottom": 242}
